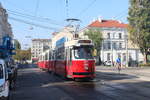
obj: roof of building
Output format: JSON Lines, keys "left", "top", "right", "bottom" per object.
{"left": 88, "top": 19, "right": 128, "bottom": 28}
{"left": 32, "top": 39, "right": 51, "bottom": 42}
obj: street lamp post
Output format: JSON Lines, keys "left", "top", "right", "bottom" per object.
{"left": 111, "top": 37, "right": 113, "bottom": 67}
{"left": 125, "top": 34, "right": 128, "bottom": 67}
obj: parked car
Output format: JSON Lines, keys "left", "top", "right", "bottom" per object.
{"left": 6, "top": 59, "right": 18, "bottom": 90}
{"left": 0, "top": 59, "right": 10, "bottom": 100}
{"left": 104, "top": 61, "right": 112, "bottom": 66}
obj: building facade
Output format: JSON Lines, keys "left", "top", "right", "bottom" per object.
{"left": 31, "top": 39, "right": 51, "bottom": 61}
{"left": 79, "top": 18, "right": 144, "bottom": 66}
{"left": 52, "top": 26, "right": 75, "bottom": 50}
{"left": 0, "top": 3, "right": 13, "bottom": 45}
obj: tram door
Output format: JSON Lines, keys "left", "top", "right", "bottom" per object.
{"left": 66, "top": 48, "right": 72, "bottom": 77}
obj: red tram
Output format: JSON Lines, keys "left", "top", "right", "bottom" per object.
{"left": 37, "top": 39, "right": 95, "bottom": 80}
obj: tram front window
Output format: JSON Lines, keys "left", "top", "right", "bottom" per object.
{"left": 74, "top": 46, "right": 93, "bottom": 59}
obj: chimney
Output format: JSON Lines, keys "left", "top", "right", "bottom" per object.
{"left": 98, "top": 16, "right": 102, "bottom": 22}
{"left": 118, "top": 20, "right": 122, "bottom": 24}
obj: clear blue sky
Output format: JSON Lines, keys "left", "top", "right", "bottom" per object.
{"left": 0, "top": 0, "right": 129, "bottom": 49}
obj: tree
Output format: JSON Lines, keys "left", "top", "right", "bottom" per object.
{"left": 13, "top": 48, "right": 31, "bottom": 63}
{"left": 84, "top": 29, "right": 103, "bottom": 64}
{"left": 13, "top": 49, "right": 22, "bottom": 61}
{"left": 14, "top": 39, "right": 21, "bottom": 50}
{"left": 128, "top": 0, "right": 150, "bottom": 64}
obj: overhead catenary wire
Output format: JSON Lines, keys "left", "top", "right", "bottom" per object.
{"left": 76, "top": 0, "right": 97, "bottom": 18}
{"left": 115, "top": 12, "right": 128, "bottom": 21}
{"left": 1, "top": 0, "right": 64, "bottom": 25}
{"left": 112, "top": 9, "right": 128, "bottom": 20}
{"left": 9, "top": 17, "right": 58, "bottom": 30}
{"left": 7, "top": 9, "right": 64, "bottom": 26}
{"left": 1, "top": 0, "right": 33, "bottom": 14}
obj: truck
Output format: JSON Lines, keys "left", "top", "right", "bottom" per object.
{"left": 0, "top": 35, "right": 17, "bottom": 91}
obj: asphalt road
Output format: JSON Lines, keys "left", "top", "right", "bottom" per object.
{"left": 10, "top": 64, "right": 150, "bottom": 100}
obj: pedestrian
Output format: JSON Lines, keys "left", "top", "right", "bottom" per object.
{"left": 116, "top": 57, "right": 121, "bottom": 73}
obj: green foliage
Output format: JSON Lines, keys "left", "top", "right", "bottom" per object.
{"left": 84, "top": 29, "right": 103, "bottom": 65}
{"left": 139, "top": 63, "right": 150, "bottom": 67}
{"left": 14, "top": 39, "right": 21, "bottom": 50}
{"left": 128, "top": 0, "right": 150, "bottom": 63}
{"left": 84, "top": 29, "right": 103, "bottom": 51}
{"left": 13, "top": 48, "right": 31, "bottom": 61}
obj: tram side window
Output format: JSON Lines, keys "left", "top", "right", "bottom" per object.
{"left": 56, "top": 49, "right": 60, "bottom": 60}
{"left": 52, "top": 52, "right": 56, "bottom": 60}
{"left": 45, "top": 53, "right": 48, "bottom": 60}
{"left": 41, "top": 56, "right": 43, "bottom": 61}
{"left": 62, "top": 48, "right": 65, "bottom": 60}
{"left": 40, "top": 56, "right": 42, "bottom": 61}
{"left": 42, "top": 56, "right": 44, "bottom": 61}
{"left": 49, "top": 52, "right": 51, "bottom": 60}
{"left": 56, "top": 48, "right": 65, "bottom": 60}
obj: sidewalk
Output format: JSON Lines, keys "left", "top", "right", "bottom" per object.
{"left": 96, "top": 66, "right": 150, "bottom": 81}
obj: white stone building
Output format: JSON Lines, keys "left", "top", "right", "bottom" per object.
{"left": 79, "top": 19, "right": 144, "bottom": 66}
{"left": 51, "top": 26, "right": 75, "bottom": 50}
{"left": 0, "top": 3, "right": 13, "bottom": 44}
{"left": 31, "top": 39, "right": 51, "bottom": 61}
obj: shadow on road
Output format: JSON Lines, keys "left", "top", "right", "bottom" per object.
{"left": 18, "top": 64, "right": 37, "bottom": 69}
{"left": 96, "top": 71, "right": 138, "bottom": 81}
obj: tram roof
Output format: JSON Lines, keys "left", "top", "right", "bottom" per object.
{"left": 65, "top": 39, "right": 93, "bottom": 47}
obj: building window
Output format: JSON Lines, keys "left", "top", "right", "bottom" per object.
{"left": 119, "top": 43, "right": 122, "bottom": 49}
{"left": 103, "top": 43, "right": 106, "bottom": 50}
{"left": 129, "top": 53, "right": 133, "bottom": 61}
{"left": 119, "top": 33, "right": 122, "bottom": 39}
{"left": 113, "top": 33, "right": 116, "bottom": 38}
{"left": 108, "top": 42, "right": 111, "bottom": 49}
{"left": 113, "top": 42, "right": 116, "bottom": 49}
{"left": 107, "top": 33, "right": 110, "bottom": 39}
{"left": 107, "top": 53, "right": 110, "bottom": 61}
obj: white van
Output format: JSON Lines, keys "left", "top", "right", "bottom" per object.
{"left": 0, "top": 59, "right": 10, "bottom": 100}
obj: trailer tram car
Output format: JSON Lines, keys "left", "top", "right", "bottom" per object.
{"left": 37, "top": 39, "right": 95, "bottom": 80}
{"left": 38, "top": 50, "right": 50, "bottom": 70}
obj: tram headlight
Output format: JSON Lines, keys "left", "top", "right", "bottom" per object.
{"left": 84, "top": 61, "right": 89, "bottom": 71}
{"left": 84, "top": 66, "right": 88, "bottom": 70}
{"left": 84, "top": 64, "right": 89, "bottom": 70}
